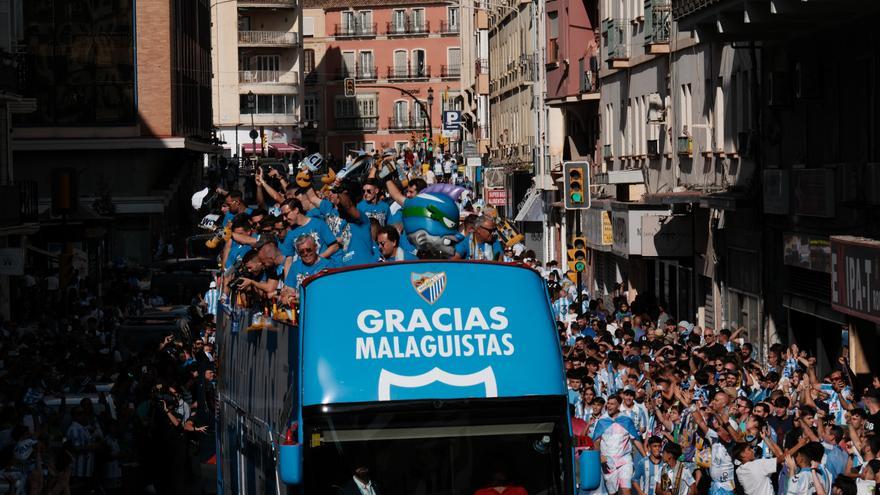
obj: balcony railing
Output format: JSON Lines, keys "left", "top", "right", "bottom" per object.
{"left": 440, "top": 65, "right": 461, "bottom": 79}
{"left": 239, "top": 70, "right": 299, "bottom": 85}
{"left": 237, "top": 0, "right": 296, "bottom": 6}
{"left": 334, "top": 22, "right": 377, "bottom": 37}
{"left": 387, "top": 64, "right": 431, "bottom": 81}
{"left": 336, "top": 117, "right": 379, "bottom": 130}
{"left": 440, "top": 20, "right": 460, "bottom": 34}
{"left": 475, "top": 58, "right": 489, "bottom": 75}
{"left": 238, "top": 31, "right": 298, "bottom": 46}
{"left": 646, "top": 0, "right": 672, "bottom": 44}
{"left": 388, "top": 116, "right": 427, "bottom": 130}
{"left": 386, "top": 19, "right": 430, "bottom": 36}
{"left": 337, "top": 64, "right": 378, "bottom": 81}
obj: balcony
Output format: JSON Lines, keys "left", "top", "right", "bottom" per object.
{"left": 336, "top": 117, "right": 378, "bottom": 131}
{"left": 387, "top": 64, "right": 431, "bottom": 81}
{"left": 546, "top": 38, "right": 559, "bottom": 66}
{"left": 603, "top": 19, "right": 630, "bottom": 68}
{"left": 475, "top": 58, "right": 489, "bottom": 75}
{"left": 386, "top": 20, "right": 430, "bottom": 36}
{"left": 388, "top": 116, "right": 427, "bottom": 131}
{"left": 333, "top": 22, "right": 377, "bottom": 38}
{"left": 237, "top": 0, "right": 296, "bottom": 7}
{"left": 238, "top": 31, "right": 298, "bottom": 46}
{"left": 645, "top": 0, "right": 672, "bottom": 53}
{"left": 238, "top": 70, "right": 299, "bottom": 85}
{"left": 440, "top": 65, "right": 461, "bottom": 79}
{"left": 440, "top": 20, "right": 460, "bottom": 34}
{"left": 336, "top": 64, "right": 378, "bottom": 81}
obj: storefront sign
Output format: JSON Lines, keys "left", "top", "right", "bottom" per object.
{"left": 611, "top": 208, "right": 672, "bottom": 257}
{"left": 783, "top": 232, "right": 831, "bottom": 273}
{"left": 485, "top": 188, "right": 507, "bottom": 206}
{"left": 584, "top": 209, "right": 612, "bottom": 248}
{"left": 831, "top": 236, "right": 880, "bottom": 324}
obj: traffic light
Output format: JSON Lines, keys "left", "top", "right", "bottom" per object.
{"left": 567, "top": 237, "right": 587, "bottom": 275}
{"left": 344, "top": 78, "right": 356, "bottom": 98}
{"left": 563, "top": 161, "right": 590, "bottom": 210}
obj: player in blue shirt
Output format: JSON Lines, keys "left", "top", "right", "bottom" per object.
{"left": 223, "top": 214, "right": 256, "bottom": 270}
{"left": 334, "top": 182, "right": 380, "bottom": 266}
{"left": 278, "top": 199, "right": 340, "bottom": 260}
{"left": 282, "top": 235, "right": 336, "bottom": 289}
{"left": 357, "top": 178, "right": 392, "bottom": 226}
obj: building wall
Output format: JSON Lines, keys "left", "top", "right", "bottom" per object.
{"left": 488, "top": 3, "right": 538, "bottom": 168}
{"left": 212, "top": 0, "right": 303, "bottom": 155}
{"left": 137, "top": 0, "right": 174, "bottom": 137}
{"left": 545, "top": 0, "right": 598, "bottom": 100}
{"left": 303, "top": 0, "right": 462, "bottom": 158}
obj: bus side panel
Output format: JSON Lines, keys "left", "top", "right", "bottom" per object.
{"left": 217, "top": 307, "right": 299, "bottom": 494}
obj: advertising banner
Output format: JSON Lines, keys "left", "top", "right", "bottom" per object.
{"left": 300, "top": 262, "right": 565, "bottom": 405}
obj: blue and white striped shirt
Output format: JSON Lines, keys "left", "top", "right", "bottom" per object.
{"left": 633, "top": 457, "right": 664, "bottom": 495}
{"left": 66, "top": 421, "right": 94, "bottom": 478}
{"left": 204, "top": 288, "right": 220, "bottom": 316}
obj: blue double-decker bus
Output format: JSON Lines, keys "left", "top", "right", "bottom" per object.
{"left": 217, "top": 261, "right": 578, "bottom": 494}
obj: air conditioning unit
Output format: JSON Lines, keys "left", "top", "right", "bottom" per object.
{"left": 647, "top": 139, "right": 659, "bottom": 157}
{"left": 836, "top": 162, "right": 862, "bottom": 204}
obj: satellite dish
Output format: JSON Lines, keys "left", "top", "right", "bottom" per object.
{"left": 191, "top": 187, "right": 210, "bottom": 210}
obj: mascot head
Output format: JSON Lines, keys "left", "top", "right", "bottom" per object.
{"left": 402, "top": 184, "right": 465, "bottom": 259}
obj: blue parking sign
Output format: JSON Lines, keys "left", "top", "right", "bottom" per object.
{"left": 442, "top": 111, "right": 461, "bottom": 130}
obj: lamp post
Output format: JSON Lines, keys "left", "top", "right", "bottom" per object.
{"left": 247, "top": 91, "right": 257, "bottom": 160}
{"left": 426, "top": 87, "right": 434, "bottom": 152}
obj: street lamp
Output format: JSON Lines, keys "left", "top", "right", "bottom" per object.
{"left": 247, "top": 91, "right": 257, "bottom": 159}
{"left": 426, "top": 87, "right": 434, "bottom": 153}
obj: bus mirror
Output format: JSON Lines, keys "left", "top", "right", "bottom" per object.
{"left": 578, "top": 450, "right": 601, "bottom": 491}
{"left": 279, "top": 444, "right": 303, "bottom": 485}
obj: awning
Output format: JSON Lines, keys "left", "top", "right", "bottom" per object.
{"left": 514, "top": 190, "right": 545, "bottom": 222}
{"left": 241, "top": 143, "right": 264, "bottom": 153}
{"left": 271, "top": 143, "right": 305, "bottom": 153}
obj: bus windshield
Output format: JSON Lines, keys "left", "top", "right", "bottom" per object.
{"left": 304, "top": 399, "right": 569, "bottom": 495}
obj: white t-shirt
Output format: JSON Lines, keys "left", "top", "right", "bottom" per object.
{"left": 856, "top": 478, "right": 876, "bottom": 495}
{"left": 736, "top": 458, "right": 776, "bottom": 495}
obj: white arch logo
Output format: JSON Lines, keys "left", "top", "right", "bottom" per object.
{"left": 377, "top": 367, "right": 498, "bottom": 401}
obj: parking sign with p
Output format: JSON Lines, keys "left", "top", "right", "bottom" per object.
{"left": 442, "top": 111, "right": 461, "bottom": 130}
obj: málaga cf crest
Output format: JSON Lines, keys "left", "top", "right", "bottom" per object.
{"left": 411, "top": 272, "right": 447, "bottom": 304}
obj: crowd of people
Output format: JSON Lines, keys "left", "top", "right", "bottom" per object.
{"left": 205, "top": 148, "right": 510, "bottom": 319}
{"left": 0, "top": 270, "right": 219, "bottom": 495}
{"left": 545, "top": 276, "right": 880, "bottom": 495}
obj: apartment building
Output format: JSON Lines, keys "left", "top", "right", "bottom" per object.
{"left": 458, "top": 1, "right": 491, "bottom": 158}
{"left": 587, "top": 0, "right": 765, "bottom": 352}
{"left": 671, "top": 0, "right": 880, "bottom": 378}
{"left": 212, "top": 0, "right": 304, "bottom": 158}
{"left": 302, "top": 0, "right": 462, "bottom": 159}
{"left": 12, "top": 0, "right": 214, "bottom": 264}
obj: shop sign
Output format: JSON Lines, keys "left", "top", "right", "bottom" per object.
{"left": 485, "top": 188, "right": 507, "bottom": 206}
{"left": 783, "top": 232, "right": 831, "bottom": 273}
{"left": 831, "top": 236, "right": 880, "bottom": 324}
{"left": 584, "top": 209, "right": 612, "bottom": 247}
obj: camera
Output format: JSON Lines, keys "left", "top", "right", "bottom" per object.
{"left": 229, "top": 277, "right": 246, "bottom": 290}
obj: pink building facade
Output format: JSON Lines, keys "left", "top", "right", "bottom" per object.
{"left": 544, "top": 0, "right": 600, "bottom": 168}
{"left": 302, "top": 0, "right": 462, "bottom": 159}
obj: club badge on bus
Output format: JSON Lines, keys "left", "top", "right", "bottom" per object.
{"left": 411, "top": 272, "right": 447, "bottom": 305}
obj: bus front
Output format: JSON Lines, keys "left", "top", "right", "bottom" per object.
{"left": 291, "top": 261, "right": 573, "bottom": 495}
